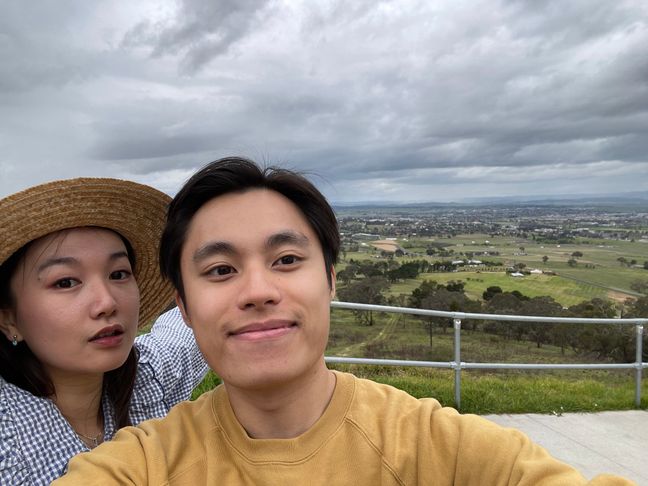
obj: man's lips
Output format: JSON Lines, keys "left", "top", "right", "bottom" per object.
{"left": 89, "top": 325, "right": 124, "bottom": 342}
{"left": 228, "top": 320, "right": 297, "bottom": 340}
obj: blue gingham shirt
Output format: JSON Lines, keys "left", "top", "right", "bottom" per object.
{"left": 0, "top": 307, "right": 208, "bottom": 485}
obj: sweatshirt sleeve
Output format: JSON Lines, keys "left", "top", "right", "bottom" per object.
{"left": 51, "top": 426, "right": 152, "bottom": 486}
{"left": 431, "top": 408, "right": 637, "bottom": 485}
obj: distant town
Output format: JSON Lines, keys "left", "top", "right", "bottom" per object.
{"left": 336, "top": 202, "right": 648, "bottom": 246}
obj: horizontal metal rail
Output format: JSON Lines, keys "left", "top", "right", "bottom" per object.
{"left": 326, "top": 301, "right": 647, "bottom": 409}
{"left": 330, "top": 301, "right": 648, "bottom": 324}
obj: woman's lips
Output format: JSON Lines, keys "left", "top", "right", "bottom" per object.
{"left": 89, "top": 325, "right": 125, "bottom": 347}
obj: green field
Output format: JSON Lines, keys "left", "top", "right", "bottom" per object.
{"left": 340, "top": 233, "right": 648, "bottom": 306}
{"left": 388, "top": 272, "right": 607, "bottom": 307}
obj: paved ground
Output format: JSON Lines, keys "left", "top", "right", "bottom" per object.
{"left": 482, "top": 410, "right": 647, "bottom": 485}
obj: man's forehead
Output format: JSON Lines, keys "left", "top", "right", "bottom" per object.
{"left": 184, "top": 190, "right": 318, "bottom": 251}
{"left": 191, "top": 190, "right": 309, "bottom": 231}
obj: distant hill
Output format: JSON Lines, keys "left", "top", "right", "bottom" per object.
{"left": 332, "top": 191, "right": 648, "bottom": 210}
{"left": 459, "top": 191, "right": 648, "bottom": 205}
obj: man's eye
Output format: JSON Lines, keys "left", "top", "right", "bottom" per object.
{"left": 210, "top": 265, "right": 234, "bottom": 276}
{"left": 55, "top": 278, "right": 79, "bottom": 289}
{"left": 277, "top": 255, "right": 299, "bottom": 265}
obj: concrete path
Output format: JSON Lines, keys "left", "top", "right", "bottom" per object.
{"left": 482, "top": 410, "right": 647, "bottom": 485}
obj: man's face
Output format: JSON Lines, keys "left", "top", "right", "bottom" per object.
{"left": 178, "top": 188, "right": 335, "bottom": 392}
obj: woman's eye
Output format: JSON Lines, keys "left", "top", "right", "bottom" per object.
{"left": 55, "top": 278, "right": 79, "bottom": 289}
{"left": 110, "top": 270, "right": 131, "bottom": 280}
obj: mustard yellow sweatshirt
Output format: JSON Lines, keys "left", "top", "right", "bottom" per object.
{"left": 54, "top": 371, "right": 634, "bottom": 485}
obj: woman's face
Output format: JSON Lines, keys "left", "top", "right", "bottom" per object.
{"left": 7, "top": 227, "right": 140, "bottom": 382}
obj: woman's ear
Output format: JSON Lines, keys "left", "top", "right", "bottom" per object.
{"left": 329, "top": 266, "right": 336, "bottom": 300}
{"left": 0, "top": 309, "right": 21, "bottom": 343}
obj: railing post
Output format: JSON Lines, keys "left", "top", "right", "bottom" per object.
{"left": 636, "top": 325, "right": 643, "bottom": 408}
{"left": 453, "top": 318, "right": 462, "bottom": 410}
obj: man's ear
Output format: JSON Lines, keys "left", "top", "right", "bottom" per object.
{"left": 329, "top": 266, "right": 336, "bottom": 300}
{"left": 0, "top": 309, "right": 21, "bottom": 343}
{"left": 175, "top": 292, "right": 192, "bottom": 329}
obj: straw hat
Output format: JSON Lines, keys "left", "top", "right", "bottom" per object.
{"left": 0, "top": 178, "right": 173, "bottom": 327}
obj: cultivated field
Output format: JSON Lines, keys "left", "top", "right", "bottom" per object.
{"left": 343, "top": 233, "right": 648, "bottom": 306}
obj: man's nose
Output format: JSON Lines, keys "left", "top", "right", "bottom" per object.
{"left": 237, "top": 267, "right": 282, "bottom": 310}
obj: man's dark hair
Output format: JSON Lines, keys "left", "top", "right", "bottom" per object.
{"left": 159, "top": 156, "right": 340, "bottom": 303}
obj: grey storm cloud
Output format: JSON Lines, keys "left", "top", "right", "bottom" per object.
{"left": 0, "top": 0, "right": 647, "bottom": 202}
{"left": 123, "top": 0, "right": 274, "bottom": 73}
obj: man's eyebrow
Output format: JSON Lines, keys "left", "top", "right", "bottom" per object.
{"left": 193, "top": 241, "right": 236, "bottom": 263}
{"left": 265, "top": 231, "right": 310, "bottom": 249}
{"left": 192, "top": 232, "right": 309, "bottom": 263}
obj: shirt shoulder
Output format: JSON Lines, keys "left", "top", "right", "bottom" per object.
{"left": 0, "top": 378, "right": 86, "bottom": 484}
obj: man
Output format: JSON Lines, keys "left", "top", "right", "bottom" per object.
{"left": 54, "top": 157, "right": 633, "bottom": 485}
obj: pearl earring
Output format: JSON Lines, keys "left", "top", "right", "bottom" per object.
{"left": 11, "top": 335, "right": 18, "bottom": 347}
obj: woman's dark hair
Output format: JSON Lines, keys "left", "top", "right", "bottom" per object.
{"left": 160, "top": 156, "right": 340, "bottom": 303}
{"left": 0, "top": 229, "right": 139, "bottom": 428}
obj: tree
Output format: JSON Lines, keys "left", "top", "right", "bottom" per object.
{"left": 409, "top": 280, "right": 440, "bottom": 308}
{"left": 571, "top": 251, "right": 583, "bottom": 258}
{"left": 567, "top": 258, "right": 577, "bottom": 267}
{"left": 617, "top": 256, "right": 628, "bottom": 267}
{"left": 564, "top": 299, "right": 628, "bottom": 360}
{"left": 483, "top": 291, "right": 530, "bottom": 341}
{"left": 630, "top": 279, "right": 648, "bottom": 295}
{"left": 336, "top": 268, "right": 356, "bottom": 285}
{"left": 542, "top": 255, "right": 549, "bottom": 264}
{"left": 387, "top": 261, "right": 420, "bottom": 282}
{"left": 521, "top": 296, "right": 563, "bottom": 348}
{"left": 566, "top": 298, "right": 617, "bottom": 318}
{"left": 357, "top": 261, "right": 384, "bottom": 278}
{"left": 419, "top": 288, "right": 480, "bottom": 334}
{"left": 444, "top": 280, "right": 465, "bottom": 293}
{"left": 622, "top": 296, "right": 648, "bottom": 361}
{"left": 410, "top": 280, "right": 480, "bottom": 337}
{"left": 625, "top": 295, "right": 648, "bottom": 319}
{"left": 336, "top": 276, "right": 390, "bottom": 326}
{"left": 482, "top": 286, "right": 503, "bottom": 301}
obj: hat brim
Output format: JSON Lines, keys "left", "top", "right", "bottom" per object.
{"left": 0, "top": 178, "right": 174, "bottom": 328}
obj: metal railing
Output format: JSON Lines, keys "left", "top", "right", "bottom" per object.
{"left": 326, "top": 301, "right": 648, "bottom": 409}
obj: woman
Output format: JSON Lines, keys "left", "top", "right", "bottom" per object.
{"left": 0, "top": 178, "right": 208, "bottom": 484}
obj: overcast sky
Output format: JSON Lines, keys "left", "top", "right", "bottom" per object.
{"left": 1, "top": 0, "right": 647, "bottom": 203}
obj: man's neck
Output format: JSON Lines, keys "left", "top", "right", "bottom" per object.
{"left": 225, "top": 363, "right": 336, "bottom": 439}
